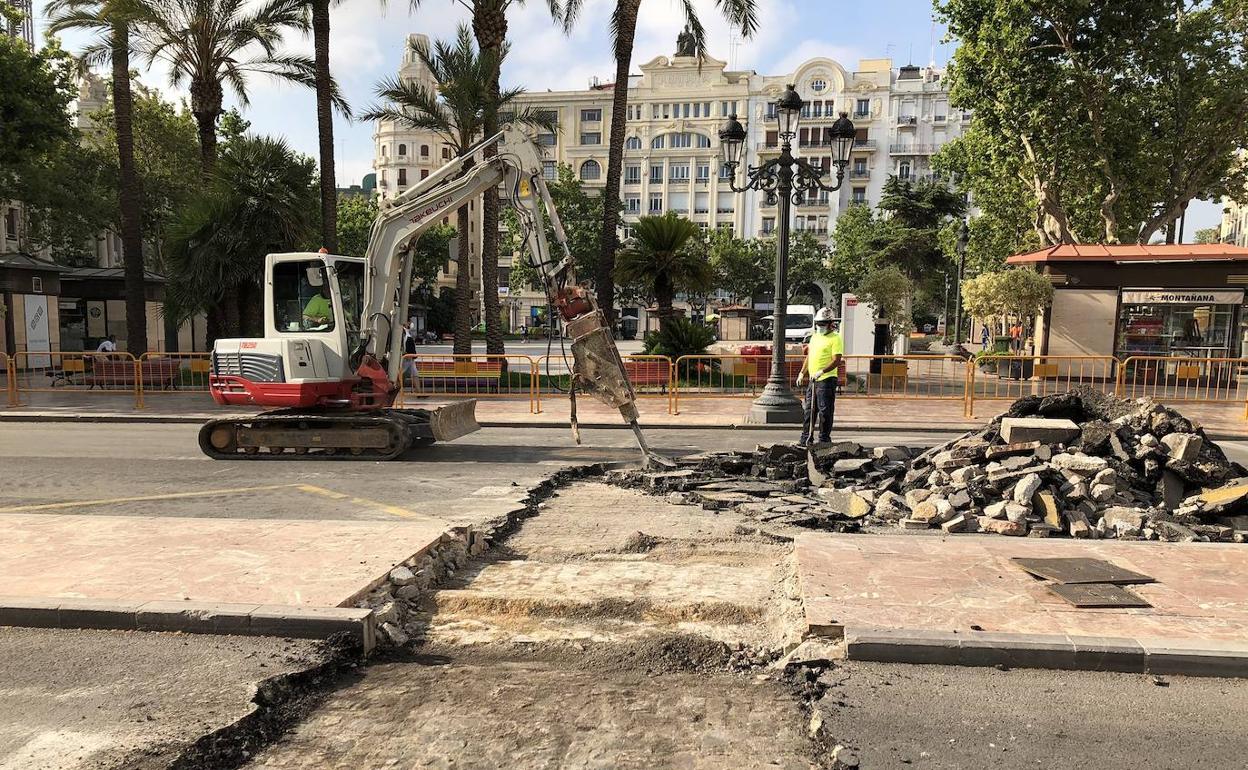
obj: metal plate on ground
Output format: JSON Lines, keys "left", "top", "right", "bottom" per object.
{"left": 1011, "top": 557, "right": 1156, "bottom": 585}
{"left": 1048, "top": 582, "right": 1152, "bottom": 608}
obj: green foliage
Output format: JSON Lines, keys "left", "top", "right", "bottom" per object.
{"left": 23, "top": 141, "right": 118, "bottom": 264}
{"left": 642, "top": 316, "right": 716, "bottom": 360}
{"left": 411, "top": 222, "right": 455, "bottom": 296}
{"left": 616, "top": 213, "right": 713, "bottom": 329}
{"left": 0, "top": 36, "right": 76, "bottom": 197}
{"left": 960, "top": 268, "right": 1055, "bottom": 325}
{"left": 937, "top": 0, "right": 1248, "bottom": 247}
{"left": 165, "top": 134, "right": 318, "bottom": 326}
{"left": 858, "top": 266, "right": 913, "bottom": 342}
{"left": 502, "top": 163, "right": 609, "bottom": 287}
{"left": 828, "top": 204, "right": 877, "bottom": 295}
{"left": 1193, "top": 227, "right": 1220, "bottom": 245}
{"left": 335, "top": 193, "right": 377, "bottom": 257}
{"left": 705, "top": 227, "right": 768, "bottom": 302}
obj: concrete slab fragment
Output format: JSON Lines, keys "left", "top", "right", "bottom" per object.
{"left": 999, "top": 417, "right": 1080, "bottom": 445}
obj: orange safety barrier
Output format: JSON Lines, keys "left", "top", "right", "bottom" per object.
{"left": 967, "top": 355, "right": 1119, "bottom": 418}
{"left": 10, "top": 351, "right": 143, "bottom": 407}
{"left": 1116, "top": 356, "right": 1248, "bottom": 419}
{"left": 135, "top": 352, "right": 213, "bottom": 408}
{"left": 398, "top": 354, "right": 537, "bottom": 413}
{"left": 672, "top": 354, "right": 972, "bottom": 415}
{"left": 533, "top": 355, "right": 674, "bottom": 414}
{"left": 4, "top": 354, "right": 15, "bottom": 407}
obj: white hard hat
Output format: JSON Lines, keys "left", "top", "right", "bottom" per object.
{"left": 814, "top": 307, "right": 835, "bottom": 323}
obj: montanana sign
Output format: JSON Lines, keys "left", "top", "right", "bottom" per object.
{"left": 1121, "top": 289, "right": 1245, "bottom": 305}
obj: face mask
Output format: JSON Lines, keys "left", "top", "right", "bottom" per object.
{"left": 815, "top": 324, "right": 831, "bottom": 335}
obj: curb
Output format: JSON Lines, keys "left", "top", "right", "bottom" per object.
{"left": 841, "top": 626, "right": 1248, "bottom": 678}
{"left": 0, "top": 596, "right": 377, "bottom": 653}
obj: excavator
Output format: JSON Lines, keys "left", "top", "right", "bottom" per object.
{"left": 200, "top": 126, "right": 668, "bottom": 465}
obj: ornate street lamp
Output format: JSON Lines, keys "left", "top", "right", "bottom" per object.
{"left": 719, "top": 84, "right": 855, "bottom": 423}
{"left": 953, "top": 218, "right": 969, "bottom": 344}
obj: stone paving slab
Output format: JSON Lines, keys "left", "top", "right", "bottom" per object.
{"left": 797, "top": 533, "right": 1248, "bottom": 674}
{"left": 0, "top": 512, "right": 448, "bottom": 607}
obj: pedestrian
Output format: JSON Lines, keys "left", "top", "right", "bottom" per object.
{"left": 95, "top": 334, "right": 117, "bottom": 359}
{"left": 795, "top": 308, "right": 843, "bottom": 448}
{"left": 521, "top": 324, "right": 528, "bottom": 341}
{"left": 400, "top": 322, "right": 418, "bottom": 385}
{"left": 980, "top": 324, "right": 990, "bottom": 351}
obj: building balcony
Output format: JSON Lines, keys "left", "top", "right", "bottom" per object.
{"left": 853, "top": 110, "right": 871, "bottom": 119}
{"left": 896, "top": 116, "right": 917, "bottom": 126}
{"left": 694, "top": 208, "right": 710, "bottom": 214}
{"left": 670, "top": 207, "right": 690, "bottom": 215}
{"left": 716, "top": 207, "right": 735, "bottom": 214}
{"left": 852, "top": 139, "right": 877, "bottom": 151}
{"left": 623, "top": 178, "right": 641, "bottom": 186}
{"left": 850, "top": 169, "right": 871, "bottom": 179}
{"left": 796, "top": 198, "right": 830, "bottom": 208}
{"left": 668, "top": 178, "right": 689, "bottom": 187}
{"left": 889, "top": 144, "right": 936, "bottom": 154}
{"left": 795, "top": 227, "right": 829, "bottom": 235}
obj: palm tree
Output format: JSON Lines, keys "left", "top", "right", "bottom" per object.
{"left": 359, "top": 25, "right": 554, "bottom": 355}
{"left": 410, "top": 0, "right": 560, "bottom": 357}
{"left": 559, "top": 0, "right": 758, "bottom": 329}
{"left": 614, "top": 212, "right": 712, "bottom": 333}
{"left": 165, "top": 135, "right": 318, "bottom": 338}
{"left": 48, "top": 0, "right": 148, "bottom": 353}
{"left": 308, "top": 0, "right": 352, "bottom": 252}
{"left": 130, "top": 0, "right": 344, "bottom": 173}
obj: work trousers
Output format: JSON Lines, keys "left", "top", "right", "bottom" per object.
{"left": 800, "top": 378, "right": 837, "bottom": 446}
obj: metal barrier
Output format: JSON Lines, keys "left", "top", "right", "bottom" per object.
{"left": 967, "top": 355, "right": 1119, "bottom": 417}
{"left": 11, "top": 351, "right": 143, "bottom": 408}
{"left": 398, "top": 354, "right": 537, "bottom": 413}
{"left": 1117, "top": 356, "right": 1248, "bottom": 418}
{"left": 4, "top": 354, "right": 14, "bottom": 408}
{"left": 671, "top": 354, "right": 776, "bottom": 414}
{"left": 135, "top": 352, "right": 213, "bottom": 408}
{"left": 533, "top": 354, "right": 674, "bottom": 414}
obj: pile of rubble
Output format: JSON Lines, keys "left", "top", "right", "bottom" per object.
{"left": 607, "top": 390, "right": 1248, "bottom": 542}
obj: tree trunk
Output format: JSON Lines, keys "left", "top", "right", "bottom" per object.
{"left": 312, "top": 0, "right": 337, "bottom": 252}
{"left": 598, "top": 0, "right": 642, "bottom": 330}
{"left": 655, "top": 270, "right": 674, "bottom": 333}
{"left": 193, "top": 111, "right": 218, "bottom": 173}
{"left": 473, "top": 3, "right": 508, "bottom": 356}
{"left": 112, "top": 23, "right": 148, "bottom": 354}
{"left": 222, "top": 283, "right": 241, "bottom": 338}
{"left": 453, "top": 205, "right": 474, "bottom": 355}
{"left": 239, "top": 280, "right": 264, "bottom": 337}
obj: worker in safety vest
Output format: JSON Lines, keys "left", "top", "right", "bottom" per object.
{"left": 795, "top": 307, "right": 843, "bottom": 447}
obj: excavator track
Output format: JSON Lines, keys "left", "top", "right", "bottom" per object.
{"left": 198, "top": 401, "right": 479, "bottom": 460}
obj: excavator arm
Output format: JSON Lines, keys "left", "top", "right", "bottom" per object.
{"left": 356, "top": 125, "right": 670, "bottom": 466}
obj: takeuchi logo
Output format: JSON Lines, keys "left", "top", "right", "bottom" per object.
{"left": 410, "top": 196, "right": 453, "bottom": 224}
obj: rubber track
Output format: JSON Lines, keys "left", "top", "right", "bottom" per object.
{"left": 198, "top": 409, "right": 435, "bottom": 461}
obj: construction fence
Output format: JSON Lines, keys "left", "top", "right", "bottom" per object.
{"left": 3, "top": 351, "right": 1246, "bottom": 420}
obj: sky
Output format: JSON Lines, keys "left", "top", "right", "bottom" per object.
{"left": 32, "top": 0, "right": 1221, "bottom": 238}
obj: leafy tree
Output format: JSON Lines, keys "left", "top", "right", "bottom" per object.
{"left": 828, "top": 204, "right": 877, "bottom": 297}
{"left": 335, "top": 193, "right": 377, "bottom": 257}
{"left": 706, "top": 228, "right": 768, "bottom": 303}
{"left": 131, "top": 0, "right": 334, "bottom": 173}
{"left": 784, "top": 230, "right": 834, "bottom": 304}
{"left": 556, "top": 0, "right": 759, "bottom": 330}
{"left": 0, "top": 35, "right": 75, "bottom": 195}
{"left": 1193, "top": 226, "right": 1220, "bottom": 245}
{"left": 22, "top": 141, "right": 117, "bottom": 265}
{"left": 360, "top": 26, "right": 553, "bottom": 354}
{"left": 642, "top": 316, "right": 715, "bottom": 363}
{"left": 614, "top": 212, "right": 712, "bottom": 332}
{"left": 165, "top": 135, "right": 318, "bottom": 339}
{"left": 501, "top": 163, "right": 608, "bottom": 291}
{"left": 937, "top": 0, "right": 1248, "bottom": 246}
{"left": 858, "top": 266, "right": 912, "bottom": 343}
{"left": 960, "top": 268, "right": 1054, "bottom": 333}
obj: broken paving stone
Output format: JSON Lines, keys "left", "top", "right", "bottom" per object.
{"left": 1050, "top": 452, "right": 1110, "bottom": 474}
{"left": 1004, "top": 503, "right": 1031, "bottom": 524}
{"left": 817, "top": 488, "right": 872, "bottom": 519}
{"left": 1102, "top": 506, "right": 1147, "bottom": 537}
{"left": 873, "top": 446, "right": 910, "bottom": 462}
{"left": 983, "top": 500, "right": 1008, "bottom": 520}
{"left": 1090, "top": 483, "right": 1116, "bottom": 503}
{"left": 1192, "top": 482, "right": 1248, "bottom": 514}
{"left": 904, "top": 488, "right": 933, "bottom": 508}
{"left": 1161, "top": 432, "right": 1204, "bottom": 462}
{"left": 998, "top": 455, "right": 1035, "bottom": 472}
{"left": 833, "top": 458, "right": 875, "bottom": 474}
{"left": 941, "top": 513, "right": 971, "bottom": 532}
{"left": 999, "top": 416, "right": 1080, "bottom": 445}
{"left": 874, "top": 491, "right": 909, "bottom": 521}
{"left": 1012, "top": 473, "right": 1043, "bottom": 504}
{"left": 811, "top": 441, "right": 863, "bottom": 460}
{"left": 1033, "top": 490, "right": 1061, "bottom": 529}
{"left": 948, "top": 489, "right": 972, "bottom": 510}
{"left": 388, "top": 566, "right": 417, "bottom": 587}
{"left": 1155, "top": 471, "right": 1186, "bottom": 512}
{"left": 949, "top": 465, "right": 981, "bottom": 486}
{"left": 373, "top": 601, "right": 399, "bottom": 626}
{"left": 932, "top": 450, "right": 972, "bottom": 470}
{"left": 984, "top": 441, "right": 1042, "bottom": 461}
{"left": 394, "top": 584, "right": 422, "bottom": 601}
{"left": 379, "top": 621, "right": 409, "bottom": 646}
{"left": 980, "top": 518, "right": 1026, "bottom": 536}
{"left": 1153, "top": 520, "right": 1199, "bottom": 542}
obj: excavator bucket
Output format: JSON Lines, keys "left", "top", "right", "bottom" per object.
{"left": 423, "top": 399, "right": 481, "bottom": 442}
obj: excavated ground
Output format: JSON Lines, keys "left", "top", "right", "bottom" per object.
{"left": 246, "top": 482, "right": 827, "bottom": 769}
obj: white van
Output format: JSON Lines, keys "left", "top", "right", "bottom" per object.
{"left": 760, "top": 304, "right": 817, "bottom": 343}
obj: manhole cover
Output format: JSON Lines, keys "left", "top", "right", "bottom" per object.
{"left": 1011, "top": 557, "right": 1155, "bottom": 585}
{"left": 1048, "top": 583, "right": 1152, "bottom": 608}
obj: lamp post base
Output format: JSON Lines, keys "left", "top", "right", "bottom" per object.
{"left": 744, "top": 384, "right": 805, "bottom": 424}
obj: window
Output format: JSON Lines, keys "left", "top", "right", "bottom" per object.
{"left": 650, "top": 164, "right": 664, "bottom": 183}
{"left": 580, "top": 160, "right": 601, "bottom": 180}
{"left": 670, "top": 163, "right": 690, "bottom": 181}
{"left": 697, "top": 134, "right": 712, "bottom": 148}
{"left": 704, "top": 102, "right": 711, "bottom": 117}
{"left": 652, "top": 135, "right": 665, "bottom": 149}
{"left": 398, "top": 143, "right": 407, "bottom": 156}
{"left": 580, "top": 132, "right": 601, "bottom": 145}
{"left": 855, "top": 98, "right": 870, "bottom": 117}
{"left": 398, "top": 168, "right": 407, "bottom": 186}
{"left": 762, "top": 217, "right": 775, "bottom": 235}
{"left": 381, "top": 145, "right": 387, "bottom": 157}
{"left": 671, "top": 132, "right": 692, "bottom": 148}
{"left": 624, "top": 194, "right": 641, "bottom": 213}
{"left": 852, "top": 187, "right": 867, "bottom": 204}
{"left": 766, "top": 102, "right": 776, "bottom": 119}
{"left": 420, "top": 144, "right": 429, "bottom": 158}
{"left": 625, "top": 164, "right": 641, "bottom": 184}
{"left": 649, "top": 192, "right": 663, "bottom": 212}
{"left": 542, "top": 160, "right": 557, "bottom": 180}
{"left": 696, "top": 163, "right": 711, "bottom": 181}
{"left": 652, "top": 104, "right": 660, "bottom": 119}
{"left": 853, "top": 159, "right": 867, "bottom": 174}
{"left": 32, "top": 276, "right": 43, "bottom": 293}
{"left": 720, "top": 101, "right": 732, "bottom": 116}
{"left": 273, "top": 260, "right": 337, "bottom": 333}
{"left": 898, "top": 161, "right": 911, "bottom": 180}
{"left": 536, "top": 133, "right": 557, "bottom": 146}
{"left": 421, "top": 169, "right": 429, "bottom": 180}
{"left": 719, "top": 164, "right": 733, "bottom": 180}
{"left": 662, "top": 103, "right": 670, "bottom": 119}
{"left": 442, "top": 147, "right": 451, "bottom": 159}
{"left": 811, "top": 78, "right": 826, "bottom": 92}
{"left": 693, "top": 103, "right": 701, "bottom": 118}
{"left": 625, "top": 136, "right": 642, "bottom": 150}
{"left": 581, "top": 108, "right": 602, "bottom": 122}
{"left": 682, "top": 102, "right": 690, "bottom": 118}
